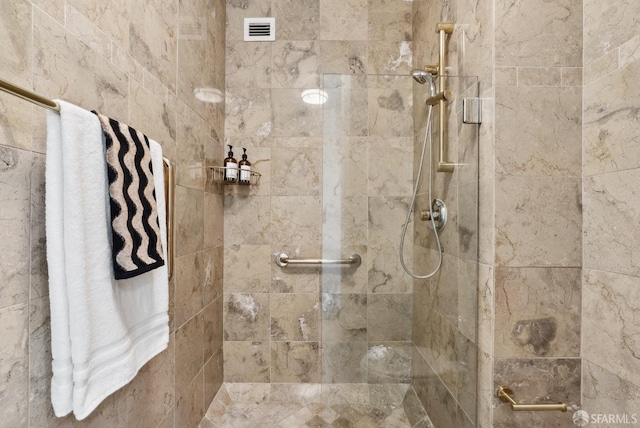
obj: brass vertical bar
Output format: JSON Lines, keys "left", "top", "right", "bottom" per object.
{"left": 162, "top": 156, "right": 174, "bottom": 280}
{"left": 435, "top": 23, "right": 455, "bottom": 172}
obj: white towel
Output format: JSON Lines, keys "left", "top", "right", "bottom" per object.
{"left": 45, "top": 101, "right": 169, "bottom": 420}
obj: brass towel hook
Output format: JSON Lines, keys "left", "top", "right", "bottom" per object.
{"left": 497, "top": 386, "right": 567, "bottom": 412}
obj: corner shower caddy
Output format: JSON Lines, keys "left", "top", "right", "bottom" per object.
{"left": 208, "top": 166, "right": 261, "bottom": 185}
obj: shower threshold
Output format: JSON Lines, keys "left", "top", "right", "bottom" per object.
{"left": 199, "top": 383, "right": 434, "bottom": 428}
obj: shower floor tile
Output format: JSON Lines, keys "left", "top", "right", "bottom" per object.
{"left": 199, "top": 383, "right": 434, "bottom": 428}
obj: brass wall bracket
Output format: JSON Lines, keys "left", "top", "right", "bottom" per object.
{"left": 497, "top": 387, "right": 567, "bottom": 412}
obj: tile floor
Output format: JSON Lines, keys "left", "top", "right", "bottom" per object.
{"left": 199, "top": 383, "right": 435, "bottom": 428}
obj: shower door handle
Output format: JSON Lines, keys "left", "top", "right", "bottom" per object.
{"left": 275, "top": 252, "right": 361, "bottom": 268}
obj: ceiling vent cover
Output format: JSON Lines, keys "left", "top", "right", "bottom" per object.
{"left": 244, "top": 18, "right": 275, "bottom": 41}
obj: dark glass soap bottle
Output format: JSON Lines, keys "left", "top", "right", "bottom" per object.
{"left": 238, "top": 148, "right": 252, "bottom": 185}
{"left": 223, "top": 145, "right": 237, "bottom": 183}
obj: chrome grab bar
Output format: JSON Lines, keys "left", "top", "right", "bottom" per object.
{"left": 275, "top": 252, "right": 361, "bottom": 268}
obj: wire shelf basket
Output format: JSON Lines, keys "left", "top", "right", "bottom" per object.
{"left": 208, "top": 166, "right": 261, "bottom": 185}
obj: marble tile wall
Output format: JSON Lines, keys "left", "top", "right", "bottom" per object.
{"left": 0, "top": 0, "right": 225, "bottom": 426}
{"left": 222, "top": 0, "right": 417, "bottom": 389}
{"left": 583, "top": 0, "right": 640, "bottom": 419}
{"left": 490, "top": 0, "right": 584, "bottom": 427}
{"left": 410, "top": 1, "right": 484, "bottom": 426}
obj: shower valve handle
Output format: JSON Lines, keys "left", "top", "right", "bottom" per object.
{"left": 421, "top": 210, "right": 440, "bottom": 221}
{"left": 420, "top": 199, "right": 448, "bottom": 232}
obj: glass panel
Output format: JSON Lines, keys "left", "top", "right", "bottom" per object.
{"left": 321, "top": 73, "right": 479, "bottom": 427}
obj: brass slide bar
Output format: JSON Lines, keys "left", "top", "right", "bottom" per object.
{"left": 0, "top": 76, "right": 175, "bottom": 279}
{"left": 276, "top": 252, "right": 362, "bottom": 268}
{"left": 497, "top": 386, "right": 567, "bottom": 412}
{"left": 435, "top": 22, "right": 455, "bottom": 172}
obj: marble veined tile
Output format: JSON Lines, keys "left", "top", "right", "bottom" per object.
{"left": 224, "top": 245, "right": 272, "bottom": 293}
{"left": 584, "top": 0, "right": 640, "bottom": 64}
{"left": 493, "top": 358, "right": 581, "bottom": 427}
{"left": 319, "top": 41, "right": 368, "bottom": 75}
{"left": 0, "top": 146, "right": 30, "bottom": 309}
{"left": 270, "top": 148, "right": 322, "bottom": 196}
{"left": 30, "top": 153, "right": 49, "bottom": 299}
{"left": 224, "top": 293, "right": 270, "bottom": 341}
{"left": 176, "top": 314, "right": 204, "bottom": 400}
{"left": 67, "top": 0, "right": 128, "bottom": 46}
{"left": 495, "top": 267, "right": 581, "bottom": 358}
{"left": 496, "top": 86, "right": 581, "bottom": 177}
{"left": 368, "top": 41, "right": 413, "bottom": 75}
{"left": 583, "top": 269, "right": 640, "bottom": 387}
{"left": 175, "top": 252, "right": 205, "bottom": 327}
{"left": 271, "top": 341, "right": 320, "bottom": 383}
{"left": 270, "top": 293, "right": 319, "bottom": 341}
{"left": 271, "top": 41, "right": 320, "bottom": 89}
{"left": 129, "top": 0, "right": 178, "bottom": 91}
{"left": 496, "top": 0, "right": 582, "bottom": 67}
{"left": 29, "top": 297, "right": 56, "bottom": 427}
{"left": 224, "top": 195, "right": 271, "bottom": 245}
{"left": 321, "top": 294, "right": 367, "bottom": 342}
{"left": 129, "top": 80, "right": 177, "bottom": 159}
{"left": 368, "top": 88, "right": 413, "bottom": 138}
{"left": 495, "top": 176, "right": 581, "bottom": 267}
{"left": 270, "top": 196, "right": 322, "bottom": 245}
{"left": 176, "top": 104, "right": 206, "bottom": 191}
{"left": 368, "top": 0, "right": 412, "bottom": 43}
{"left": 175, "top": 186, "right": 204, "bottom": 256}
{"left": 0, "top": 303, "right": 28, "bottom": 427}
{"left": 65, "top": 3, "right": 112, "bottom": 58}
{"left": 274, "top": 0, "right": 319, "bottom": 40}
{"left": 271, "top": 89, "right": 323, "bottom": 138}
{"left": 224, "top": 88, "right": 272, "bottom": 139}
{"left": 33, "top": 8, "right": 128, "bottom": 118}
{"left": 584, "top": 170, "right": 640, "bottom": 276}
{"left": 225, "top": 42, "right": 272, "bottom": 89}
{"left": 367, "top": 342, "right": 412, "bottom": 384}
{"left": 584, "top": 59, "right": 640, "bottom": 175}
{"left": 223, "top": 341, "right": 270, "bottom": 383}
{"left": 583, "top": 359, "right": 640, "bottom": 417}
{"left": 322, "top": 339, "right": 367, "bottom": 384}
{"left": 319, "top": 0, "right": 368, "bottom": 41}
{"left": 367, "top": 294, "right": 412, "bottom": 341}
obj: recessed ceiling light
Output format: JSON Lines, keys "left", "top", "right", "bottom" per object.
{"left": 301, "top": 89, "right": 328, "bottom": 105}
{"left": 194, "top": 87, "right": 224, "bottom": 103}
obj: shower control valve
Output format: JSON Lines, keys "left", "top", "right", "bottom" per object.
{"left": 420, "top": 198, "right": 448, "bottom": 231}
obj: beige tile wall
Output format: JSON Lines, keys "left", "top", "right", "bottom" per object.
{"left": 0, "top": 0, "right": 226, "bottom": 426}
{"left": 222, "top": 0, "right": 417, "bottom": 387}
{"left": 491, "top": 0, "right": 584, "bottom": 427}
{"left": 412, "top": 0, "right": 586, "bottom": 426}
{"left": 582, "top": 0, "right": 640, "bottom": 417}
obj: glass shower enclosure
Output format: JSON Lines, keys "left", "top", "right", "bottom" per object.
{"left": 319, "top": 72, "right": 479, "bottom": 427}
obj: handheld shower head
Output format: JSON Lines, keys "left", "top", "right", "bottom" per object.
{"left": 410, "top": 69, "right": 437, "bottom": 97}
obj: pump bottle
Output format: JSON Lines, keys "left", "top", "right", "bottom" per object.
{"left": 223, "top": 145, "right": 237, "bottom": 182}
{"left": 238, "top": 148, "right": 252, "bottom": 185}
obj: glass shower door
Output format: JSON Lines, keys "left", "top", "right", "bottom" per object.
{"left": 319, "top": 72, "right": 479, "bottom": 427}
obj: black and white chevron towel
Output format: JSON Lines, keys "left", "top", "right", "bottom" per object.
{"left": 93, "top": 112, "right": 165, "bottom": 280}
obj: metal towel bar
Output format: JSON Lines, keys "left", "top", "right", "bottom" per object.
{"left": 275, "top": 252, "right": 362, "bottom": 268}
{"left": 0, "top": 76, "right": 175, "bottom": 280}
{"left": 497, "top": 386, "right": 567, "bottom": 412}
